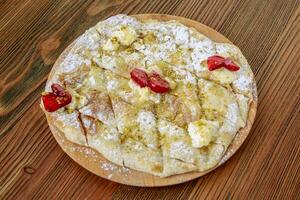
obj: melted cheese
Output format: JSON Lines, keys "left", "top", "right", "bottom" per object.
{"left": 112, "top": 26, "right": 137, "bottom": 46}
{"left": 188, "top": 119, "right": 219, "bottom": 148}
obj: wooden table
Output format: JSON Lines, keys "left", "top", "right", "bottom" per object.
{"left": 1, "top": 0, "right": 299, "bottom": 199}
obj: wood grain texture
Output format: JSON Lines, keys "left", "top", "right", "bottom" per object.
{"left": 0, "top": 0, "right": 299, "bottom": 199}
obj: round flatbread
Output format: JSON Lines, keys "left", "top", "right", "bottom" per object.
{"left": 42, "top": 14, "right": 257, "bottom": 178}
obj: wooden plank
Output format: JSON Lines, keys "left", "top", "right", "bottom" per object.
{"left": 0, "top": 101, "right": 119, "bottom": 199}
{"left": 0, "top": 0, "right": 299, "bottom": 199}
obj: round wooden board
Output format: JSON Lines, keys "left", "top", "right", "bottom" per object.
{"left": 45, "top": 14, "right": 257, "bottom": 187}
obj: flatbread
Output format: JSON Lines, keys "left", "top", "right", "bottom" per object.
{"left": 42, "top": 15, "right": 256, "bottom": 177}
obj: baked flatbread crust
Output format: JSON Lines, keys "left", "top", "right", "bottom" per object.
{"left": 42, "top": 15, "right": 257, "bottom": 177}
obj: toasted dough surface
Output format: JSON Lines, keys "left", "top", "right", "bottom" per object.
{"left": 43, "top": 14, "right": 257, "bottom": 178}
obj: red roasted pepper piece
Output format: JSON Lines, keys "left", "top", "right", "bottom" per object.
{"left": 148, "top": 72, "right": 170, "bottom": 93}
{"left": 207, "top": 55, "right": 240, "bottom": 71}
{"left": 42, "top": 84, "right": 72, "bottom": 112}
{"left": 130, "top": 68, "right": 150, "bottom": 87}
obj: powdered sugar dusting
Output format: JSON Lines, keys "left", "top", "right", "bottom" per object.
{"left": 101, "top": 162, "right": 131, "bottom": 179}
{"left": 233, "top": 75, "right": 252, "bottom": 91}
{"left": 137, "top": 110, "right": 156, "bottom": 130}
{"left": 95, "top": 14, "right": 141, "bottom": 37}
{"left": 71, "top": 147, "right": 97, "bottom": 157}
{"left": 190, "top": 37, "right": 216, "bottom": 73}
{"left": 219, "top": 103, "right": 242, "bottom": 134}
{"left": 169, "top": 141, "right": 195, "bottom": 163}
{"left": 106, "top": 79, "right": 119, "bottom": 91}
{"left": 173, "top": 67, "right": 197, "bottom": 84}
{"left": 172, "top": 24, "right": 190, "bottom": 46}
{"left": 56, "top": 112, "right": 80, "bottom": 128}
{"left": 59, "top": 53, "right": 91, "bottom": 73}
{"left": 101, "top": 162, "right": 118, "bottom": 171}
{"left": 75, "top": 29, "right": 101, "bottom": 50}
{"left": 68, "top": 146, "right": 131, "bottom": 178}
{"left": 158, "top": 120, "right": 185, "bottom": 136}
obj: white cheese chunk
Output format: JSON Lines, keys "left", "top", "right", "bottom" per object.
{"left": 112, "top": 26, "right": 137, "bottom": 46}
{"left": 211, "top": 68, "right": 237, "bottom": 84}
{"left": 188, "top": 119, "right": 219, "bottom": 148}
{"left": 103, "top": 39, "right": 119, "bottom": 51}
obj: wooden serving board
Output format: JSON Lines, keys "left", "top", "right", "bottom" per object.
{"left": 46, "top": 14, "right": 257, "bottom": 187}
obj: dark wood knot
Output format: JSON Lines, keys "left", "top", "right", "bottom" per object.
{"left": 23, "top": 166, "right": 36, "bottom": 174}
